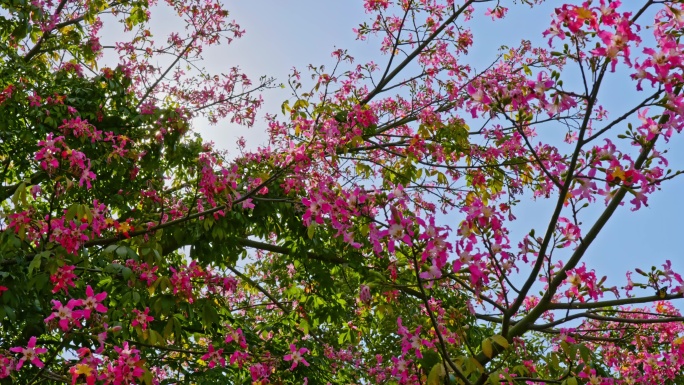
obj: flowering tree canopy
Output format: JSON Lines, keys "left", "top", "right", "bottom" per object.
{"left": 1, "top": 0, "right": 684, "bottom": 384}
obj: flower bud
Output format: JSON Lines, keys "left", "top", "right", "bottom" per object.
{"left": 359, "top": 284, "right": 371, "bottom": 305}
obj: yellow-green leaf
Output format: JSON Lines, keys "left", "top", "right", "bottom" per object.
{"left": 468, "top": 356, "right": 485, "bottom": 373}
{"left": 491, "top": 335, "right": 509, "bottom": 349}
{"left": 427, "top": 363, "right": 445, "bottom": 385}
{"left": 300, "top": 319, "right": 310, "bottom": 335}
{"left": 11, "top": 182, "right": 25, "bottom": 206}
{"left": 488, "top": 372, "right": 500, "bottom": 385}
{"left": 482, "top": 338, "right": 493, "bottom": 358}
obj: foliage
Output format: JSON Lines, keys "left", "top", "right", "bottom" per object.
{"left": 1, "top": 0, "right": 684, "bottom": 384}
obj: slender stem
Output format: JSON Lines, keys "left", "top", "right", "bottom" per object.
{"left": 24, "top": 0, "right": 69, "bottom": 61}
{"left": 360, "top": 0, "right": 475, "bottom": 105}
{"left": 546, "top": 293, "right": 684, "bottom": 310}
{"left": 410, "top": 250, "right": 472, "bottom": 385}
{"left": 85, "top": 166, "right": 287, "bottom": 247}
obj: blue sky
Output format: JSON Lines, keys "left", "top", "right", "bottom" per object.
{"left": 185, "top": 1, "right": 684, "bottom": 304}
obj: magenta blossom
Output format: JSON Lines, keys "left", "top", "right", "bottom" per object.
{"left": 50, "top": 264, "right": 77, "bottom": 294}
{"left": 9, "top": 337, "right": 47, "bottom": 370}
{"left": 132, "top": 307, "right": 154, "bottom": 330}
{"left": 200, "top": 344, "right": 226, "bottom": 368}
{"left": 81, "top": 285, "right": 108, "bottom": 319}
{"left": 225, "top": 326, "right": 247, "bottom": 349}
{"left": 359, "top": 284, "right": 371, "bottom": 304}
{"left": 0, "top": 354, "right": 13, "bottom": 378}
{"left": 44, "top": 299, "right": 83, "bottom": 331}
{"left": 283, "top": 344, "right": 309, "bottom": 370}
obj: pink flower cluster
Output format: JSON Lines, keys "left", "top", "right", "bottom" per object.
{"left": 102, "top": 343, "right": 145, "bottom": 384}
{"left": 44, "top": 286, "right": 107, "bottom": 331}
{"left": 169, "top": 261, "right": 240, "bottom": 303}
{"left": 35, "top": 134, "right": 96, "bottom": 188}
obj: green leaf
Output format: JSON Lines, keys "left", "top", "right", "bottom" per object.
{"left": 488, "top": 372, "right": 501, "bottom": 385}
{"left": 300, "top": 318, "right": 309, "bottom": 335}
{"left": 28, "top": 254, "right": 42, "bottom": 276}
{"left": 158, "top": 276, "right": 171, "bottom": 292}
{"left": 418, "top": 350, "right": 441, "bottom": 371}
{"left": 468, "top": 356, "right": 485, "bottom": 374}
{"left": 152, "top": 296, "right": 163, "bottom": 314}
{"left": 104, "top": 244, "right": 119, "bottom": 255}
{"left": 522, "top": 64, "right": 532, "bottom": 76}
{"left": 338, "top": 330, "right": 348, "bottom": 345}
{"left": 3, "top": 305, "right": 15, "bottom": 321}
{"left": 11, "top": 181, "right": 25, "bottom": 206}
{"left": 201, "top": 300, "right": 219, "bottom": 327}
{"left": 121, "top": 267, "right": 133, "bottom": 281}
{"left": 163, "top": 319, "right": 174, "bottom": 339}
{"left": 11, "top": 21, "right": 28, "bottom": 41}
{"left": 148, "top": 330, "right": 163, "bottom": 345}
{"left": 560, "top": 341, "right": 576, "bottom": 358}
{"left": 333, "top": 111, "right": 347, "bottom": 123}
{"left": 500, "top": 371, "right": 514, "bottom": 385}
{"left": 142, "top": 369, "right": 153, "bottom": 385}
{"left": 116, "top": 246, "right": 129, "bottom": 258}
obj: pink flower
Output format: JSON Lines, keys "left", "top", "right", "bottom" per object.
{"left": 249, "top": 363, "right": 271, "bottom": 383}
{"left": 283, "top": 344, "right": 309, "bottom": 370}
{"left": 466, "top": 83, "right": 492, "bottom": 118}
{"left": 50, "top": 265, "right": 78, "bottom": 294}
{"left": 0, "top": 354, "right": 14, "bottom": 378}
{"left": 96, "top": 330, "right": 107, "bottom": 354}
{"left": 241, "top": 198, "right": 255, "bottom": 209}
{"left": 45, "top": 299, "right": 84, "bottom": 331}
{"left": 0, "top": 84, "right": 14, "bottom": 105}
{"left": 81, "top": 285, "right": 108, "bottom": 319}
{"left": 10, "top": 337, "right": 47, "bottom": 370}
{"left": 110, "top": 342, "right": 144, "bottom": 381}
{"left": 359, "top": 284, "right": 371, "bottom": 305}
{"left": 419, "top": 262, "right": 442, "bottom": 284}
{"left": 391, "top": 356, "right": 411, "bottom": 382}
{"left": 131, "top": 307, "right": 154, "bottom": 330}
{"left": 485, "top": 6, "right": 508, "bottom": 20}
{"left": 200, "top": 344, "right": 226, "bottom": 368}
{"left": 69, "top": 348, "right": 100, "bottom": 385}
{"left": 225, "top": 326, "right": 247, "bottom": 349}
{"left": 229, "top": 350, "right": 248, "bottom": 366}
{"left": 363, "top": 0, "right": 388, "bottom": 11}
